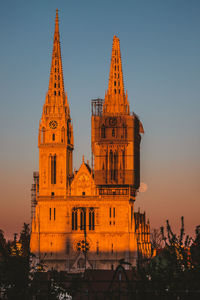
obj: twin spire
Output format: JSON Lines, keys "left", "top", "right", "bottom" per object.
{"left": 46, "top": 9, "right": 69, "bottom": 114}
{"left": 46, "top": 11, "right": 129, "bottom": 116}
{"left": 103, "top": 35, "right": 130, "bottom": 115}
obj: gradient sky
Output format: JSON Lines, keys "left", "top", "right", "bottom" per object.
{"left": 0, "top": 0, "right": 199, "bottom": 239}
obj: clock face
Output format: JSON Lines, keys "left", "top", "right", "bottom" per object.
{"left": 49, "top": 120, "right": 58, "bottom": 129}
{"left": 109, "top": 117, "right": 117, "bottom": 127}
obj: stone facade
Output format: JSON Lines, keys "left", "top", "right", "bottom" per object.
{"left": 30, "top": 10, "right": 151, "bottom": 272}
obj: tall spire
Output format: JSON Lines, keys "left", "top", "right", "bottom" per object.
{"left": 45, "top": 9, "right": 69, "bottom": 111}
{"left": 103, "top": 35, "right": 129, "bottom": 115}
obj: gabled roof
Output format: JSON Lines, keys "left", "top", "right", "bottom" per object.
{"left": 70, "top": 157, "right": 96, "bottom": 196}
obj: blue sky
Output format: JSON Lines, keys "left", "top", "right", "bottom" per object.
{"left": 0, "top": 0, "right": 199, "bottom": 238}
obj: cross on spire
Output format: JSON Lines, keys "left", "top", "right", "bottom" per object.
{"left": 103, "top": 35, "right": 129, "bottom": 115}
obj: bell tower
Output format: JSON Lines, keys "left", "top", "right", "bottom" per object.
{"left": 38, "top": 10, "right": 73, "bottom": 197}
{"left": 91, "top": 36, "right": 143, "bottom": 197}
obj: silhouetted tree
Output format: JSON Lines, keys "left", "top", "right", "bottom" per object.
{"left": 151, "top": 228, "right": 163, "bottom": 254}
{"left": 19, "top": 223, "right": 30, "bottom": 257}
{"left": 146, "top": 217, "right": 200, "bottom": 292}
{"left": 191, "top": 225, "right": 200, "bottom": 265}
{"left": 0, "top": 224, "right": 32, "bottom": 299}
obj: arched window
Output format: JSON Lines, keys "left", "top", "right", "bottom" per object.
{"left": 122, "top": 150, "right": 125, "bottom": 172}
{"left": 114, "top": 151, "right": 118, "bottom": 182}
{"left": 41, "top": 127, "right": 45, "bottom": 143}
{"left": 51, "top": 155, "right": 56, "bottom": 184}
{"left": 80, "top": 209, "right": 86, "bottom": 230}
{"left": 101, "top": 125, "right": 105, "bottom": 138}
{"left": 112, "top": 128, "right": 115, "bottom": 137}
{"left": 61, "top": 127, "right": 65, "bottom": 143}
{"left": 89, "top": 209, "right": 95, "bottom": 230}
{"left": 72, "top": 209, "right": 77, "bottom": 230}
{"left": 123, "top": 124, "right": 127, "bottom": 139}
{"left": 105, "top": 151, "right": 108, "bottom": 183}
{"left": 125, "top": 127, "right": 127, "bottom": 138}
{"left": 110, "top": 150, "right": 114, "bottom": 180}
{"left": 52, "top": 133, "right": 55, "bottom": 141}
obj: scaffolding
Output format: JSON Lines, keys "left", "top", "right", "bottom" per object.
{"left": 31, "top": 171, "right": 39, "bottom": 221}
{"left": 91, "top": 98, "right": 104, "bottom": 116}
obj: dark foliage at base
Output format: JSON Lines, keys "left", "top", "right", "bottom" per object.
{"left": 0, "top": 218, "right": 200, "bottom": 299}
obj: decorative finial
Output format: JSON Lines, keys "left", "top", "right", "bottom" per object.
{"left": 55, "top": 9, "right": 59, "bottom": 33}
{"left": 82, "top": 155, "right": 84, "bottom": 163}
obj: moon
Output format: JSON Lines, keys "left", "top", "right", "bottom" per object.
{"left": 139, "top": 182, "right": 148, "bottom": 193}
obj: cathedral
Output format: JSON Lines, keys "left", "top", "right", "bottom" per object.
{"left": 30, "top": 10, "right": 151, "bottom": 272}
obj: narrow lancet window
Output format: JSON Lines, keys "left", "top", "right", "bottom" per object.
{"left": 110, "top": 150, "right": 114, "bottom": 180}
{"left": 51, "top": 155, "right": 56, "bottom": 184}
{"left": 101, "top": 125, "right": 105, "bottom": 138}
{"left": 41, "top": 127, "right": 45, "bottom": 143}
{"left": 80, "top": 209, "right": 86, "bottom": 230}
{"left": 89, "top": 209, "right": 95, "bottom": 230}
{"left": 61, "top": 127, "right": 65, "bottom": 143}
{"left": 122, "top": 150, "right": 125, "bottom": 170}
{"left": 112, "top": 128, "right": 115, "bottom": 137}
{"left": 114, "top": 152, "right": 118, "bottom": 182}
{"left": 72, "top": 209, "right": 77, "bottom": 230}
